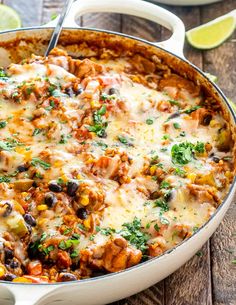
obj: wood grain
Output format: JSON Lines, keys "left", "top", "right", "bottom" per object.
{"left": 201, "top": 2, "right": 236, "bottom": 305}
{"left": 41, "top": 0, "right": 66, "bottom": 25}
{"left": 3, "top": 0, "right": 43, "bottom": 26}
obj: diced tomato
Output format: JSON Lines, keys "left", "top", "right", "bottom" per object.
{"left": 27, "top": 260, "right": 42, "bottom": 276}
{"left": 23, "top": 275, "right": 49, "bottom": 283}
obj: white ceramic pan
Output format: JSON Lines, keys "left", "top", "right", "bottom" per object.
{"left": 151, "top": 0, "right": 222, "bottom": 6}
{"left": 0, "top": 1, "right": 235, "bottom": 304}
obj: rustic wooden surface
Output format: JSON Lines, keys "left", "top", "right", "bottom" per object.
{"left": 1, "top": 0, "right": 235, "bottom": 304}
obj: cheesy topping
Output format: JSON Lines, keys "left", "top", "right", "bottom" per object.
{"left": 0, "top": 48, "right": 234, "bottom": 283}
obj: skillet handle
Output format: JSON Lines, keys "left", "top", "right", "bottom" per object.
{"left": 45, "top": 0, "right": 185, "bottom": 58}
{"left": 0, "top": 283, "right": 58, "bottom": 305}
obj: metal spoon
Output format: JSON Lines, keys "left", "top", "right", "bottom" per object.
{"left": 45, "top": 0, "right": 74, "bottom": 56}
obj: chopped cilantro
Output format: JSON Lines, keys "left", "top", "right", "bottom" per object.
{"left": 174, "top": 167, "right": 186, "bottom": 177}
{"left": 160, "top": 181, "right": 170, "bottom": 189}
{"left": 70, "top": 250, "right": 79, "bottom": 258}
{"left": 154, "top": 199, "right": 169, "bottom": 212}
{"left": 0, "top": 121, "right": 7, "bottom": 129}
{"left": 154, "top": 224, "right": 160, "bottom": 232}
{"left": 173, "top": 122, "right": 181, "bottom": 129}
{"left": 63, "top": 228, "right": 72, "bottom": 235}
{"left": 32, "top": 128, "right": 42, "bottom": 136}
{"left": 59, "top": 239, "right": 80, "bottom": 250}
{"left": 171, "top": 141, "right": 205, "bottom": 165}
{"left": 86, "top": 106, "right": 108, "bottom": 138}
{"left": 160, "top": 217, "right": 170, "bottom": 225}
{"left": 168, "top": 99, "right": 180, "bottom": 107}
{"left": 146, "top": 118, "right": 154, "bottom": 125}
{"left": 59, "top": 134, "right": 67, "bottom": 144}
{"left": 184, "top": 105, "right": 201, "bottom": 114}
{"left": 119, "top": 217, "right": 150, "bottom": 253}
{"left": 179, "top": 131, "right": 186, "bottom": 137}
{"left": 97, "top": 105, "right": 106, "bottom": 115}
{"left": 31, "top": 158, "right": 51, "bottom": 170}
{"left": 0, "top": 176, "right": 11, "bottom": 183}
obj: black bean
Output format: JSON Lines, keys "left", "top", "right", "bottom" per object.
{"left": 4, "top": 248, "right": 13, "bottom": 262}
{"left": 167, "top": 112, "right": 180, "bottom": 121}
{"left": 3, "top": 274, "right": 17, "bottom": 281}
{"left": 28, "top": 241, "right": 40, "bottom": 259}
{"left": 98, "top": 131, "right": 107, "bottom": 139}
{"left": 212, "top": 156, "right": 220, "bottom": 163}
{"left": 24, "top": 214, "right": 36, "bottom": 227}
{"left": 150, "top": 191, "right": 160, "bottom": 200}
{"left": 164, "top": 190, "right": 173, "bottom": 202}
{"left": 49, "top": 182, "right": 62, "bottom": 193}
{"left": 108, "top": 87, "right": 119, "bottom": 95}
{"left": 59, "top": 272, "right": 77, "bottom": 282}
{"left": 65, "top": 87, "right": 74, "bottom": 97}
{"left": 9, "top": 260, "right": 19, "bottom": 269}
{"left": 45, "top": 192, "right": 57, "bottom": 207}
{"left": 67, "top": 181, "right": 79, "bottom": 197}
{"left": 0, "top": 202, "right": 12, "bottom": 217}
{"left": 76, "top": 88, "right": 83, "bottom": 95}
{"left": 202, "top": 114, "right": 212, "bottom": 126}
{"left": 76, "top": 208, "right": 88, "bottom": 220}
{"left": 17, "top": 164, "right": 28, "bottom": 172}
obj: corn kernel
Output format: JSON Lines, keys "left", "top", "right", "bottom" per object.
{"left": 84, "top": 218, "right": 91, "bottom": 229}
{"left": 150, "top": 165, "right": 157, "bottom": 175}
{"left": 187, "top": 173, "right": 196, "bottom": 183}
{"left": 37, "top": 204, "right": 48, "bottom": 211}
{"left": 209, "top": 119, "right": 218, "bottom": 127}
{"left": 77, "top": 174, "right": 82, "bottom": 180}
{"left": 0, "top": 266, "right": 6, "bottom": 277}
{"left": 14, "top": 202, "right": 25, "bottom": 215}
{"left": 225, "top": 171, "right": 233, "bottom": 179}
{"left": 80, "top": 195, "right": 90, "bottom": 206}
{"left": 86, "top": 157, "right": 95, "bottom": 164}
{"left": 90, "top": 100, "right": 100, "bottom": 108}
{"left": 54, "top": 160, "right": 63, "bottom": 168}
{"left": 13, "top": 277, "right": 32, "bottom": 283}
{"left": 38, "top": 218, "right": 47, "bottom": 226}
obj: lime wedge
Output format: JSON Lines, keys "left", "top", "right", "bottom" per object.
{"left": 186, "top": 12, "right": 236, "bottom": 50}
{"left": 0, "top": 4, "right": 21, "bottom": 31}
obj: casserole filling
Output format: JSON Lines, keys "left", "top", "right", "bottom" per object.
{"left": 0, "top": 48, "right": 234, "bottom": 283}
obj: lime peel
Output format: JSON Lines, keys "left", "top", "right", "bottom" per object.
{"left": 0, "top": 4, "right": 21, "bottom": 31}
{"left": 186, "top": 11, "right": 236, "bottom": 50}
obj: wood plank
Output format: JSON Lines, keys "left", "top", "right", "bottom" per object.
{"left": 121, "top": 15, "right": 162, "bottom": 42}
{"left": 3, "top": 0, "right": 43, "bottom": 27}
{"left": 41, "top": 0, "right": 66, "bottom": 25}
{"left": 82, "top": 13, "right": 121, "bottom": 32}
{"left": 201, "top": 1, "right": 236, "bottom": 304}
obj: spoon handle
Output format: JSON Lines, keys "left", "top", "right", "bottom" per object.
{"left": 45, "top": 0, "right": 74, "bottom": 56}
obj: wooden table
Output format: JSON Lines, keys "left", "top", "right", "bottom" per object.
{"left": 2, "top": 0, "right": 235, "bottom": 304}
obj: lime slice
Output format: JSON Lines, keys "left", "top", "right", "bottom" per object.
{"left": 186, "top": 12, "right": 236, "bottom": 50}
{"left": 0, "top": 4, "right": 21, "bottom": 31}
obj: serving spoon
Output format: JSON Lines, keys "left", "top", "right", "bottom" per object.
{"left": 45, "top": 0, "right": 74, "bottom": 56}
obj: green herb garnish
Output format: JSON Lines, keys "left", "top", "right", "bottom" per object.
{"left": 31, "top": 158, "right": 51, "bottom": 170}
{"left": 0, "top": 121, "right": 7, "bottom": 129}
{"left": 119, "top": 217, "right": 150, "bottom": 253}
{"left": 171, "top": 141, "right": 205, "bottom": 165}
{"left": 184, "top": 105, "right": 201, "bottom": 114}
{"left": 146, "top": 118, "right": 154, "bottom": 125}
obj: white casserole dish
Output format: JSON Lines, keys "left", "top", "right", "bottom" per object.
{"left": 0, "top": 0, "right": 235, "bottom": 304}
